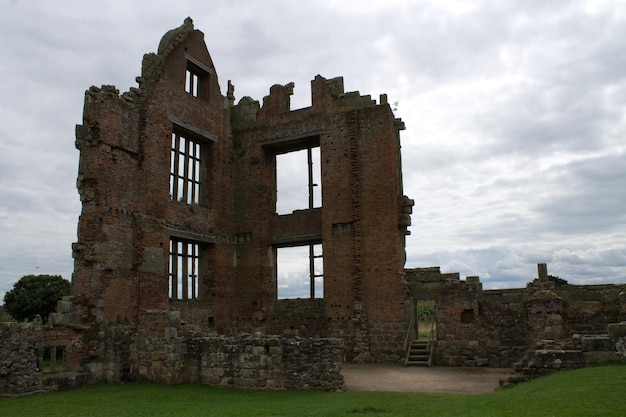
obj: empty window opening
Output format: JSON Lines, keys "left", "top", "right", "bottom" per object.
{"left": 169, "top": 239, "right": 200, "bottom": 300}
{"left": 170, "top": 132, "right": 201, "bottom": 204}
{"left": 276, "top": 244, "right": 323, "bottom": 299}
{"left": 276, "top": 146, "right": 321, "bottom": 214}
{"left": 41, "top": 346, "right": 64, "bottom": 372}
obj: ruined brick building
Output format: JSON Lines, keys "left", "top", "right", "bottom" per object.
{"left": 1, "top": 18, "right": 625, "bottom": 395}
{"left": 73, "top": 18, "right": 413, "bottom": 360}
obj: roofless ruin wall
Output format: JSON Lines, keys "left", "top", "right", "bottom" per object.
{"left": 71, "top": 17, "right": 413, "bottom": 366}
{"left": 406, "top": 266, "right": 626, "bottom": 368}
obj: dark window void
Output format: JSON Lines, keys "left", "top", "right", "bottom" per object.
{"left": 169, "top": 239, "right": 200, "bottom": 300}
{"left": 276, "top": 146, "right": 321, "bottom": 214}
{"left": 276, "top": 244, "right": 323, "bottom": 299}
{"left": 170, "top": 132, "right": 201, "bottom": 204}
{"left": 461, "top": 309, "right": 475, "bottom": 324}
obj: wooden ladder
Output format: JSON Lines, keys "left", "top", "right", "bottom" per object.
{"left": 405, "top": 323, "right": 435, "bottom": 367}
{"left": 405, "top": 340, "right": 432, "bottom": 367}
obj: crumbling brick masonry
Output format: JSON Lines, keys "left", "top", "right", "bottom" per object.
{"left": 71, "top": 17, "right": 413, "bottom": 364}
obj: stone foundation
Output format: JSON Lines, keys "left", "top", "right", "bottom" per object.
{"left": 0, "top": 320, "right": 345, "bottom": 395}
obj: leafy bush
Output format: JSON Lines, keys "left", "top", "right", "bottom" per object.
{"left": 3, "top": 274, "right": 71, "bottom": 323}
{"left": 527, "top": 274, "right": 569, "bottom": 288}
{"left": 416, "top": 300, "right": 435, "bottom": 322}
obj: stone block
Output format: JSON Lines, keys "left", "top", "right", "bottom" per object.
{"left": 583, "top": 351, "right": 620, "bottom": 364}
{"left": 164, "top": 327, "right": 177, "bottom": 339}
{"left": 608, "top": 322, "right": 626, "bottom": 339}
{"left": 533, "top": 349, "right": 585, "bottom": 366}
{"left": 85, "top": 362, "right": 103, "bottom": 375}
{"left": 48, "top": 313, "right": 66, "bottom": 326}
{"left": 56, "top": 299, "right": 74, "bottom": 314}
{"left": 581, "top": 335, "right": 613, "bottom": 352}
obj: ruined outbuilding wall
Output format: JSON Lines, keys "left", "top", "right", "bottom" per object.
{"left": 410, "top": 267, "right": 626, "bottom": 367}
{"left": 0, "top": 321, "right": 345, "bottom": 394}
{"left": 0, "top": 323, "right": 91, "bottom": 396}
{"left": 0, "top": 324, "right": 42, "bottom": 395}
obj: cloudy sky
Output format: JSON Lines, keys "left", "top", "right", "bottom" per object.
{"left": 1, "top": 0, "right": 625, "bottom": 301}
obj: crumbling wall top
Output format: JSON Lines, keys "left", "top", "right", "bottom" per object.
{"left": 157, "top": 17, "right": 196, "bottom": 57}
{"left": 123, "top": 18, "right": 210, "bottom": 107}
{"left": 231, "top": 74, "right": 388, "bottom": 129}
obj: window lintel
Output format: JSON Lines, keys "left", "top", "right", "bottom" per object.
{"left": 168, "top": 114, "right": 218, "bottom": 142}
{"left": 168, "top": 228, "right": 216, "bottom": 244}
{"left": 185, "top": 54, "right": 214, "bottom": 75}
{"left": 272, "top": 233, "right": 322, "bottom": 248}
{"left": 261, "top": 131, "right": 322, "bottom": 154}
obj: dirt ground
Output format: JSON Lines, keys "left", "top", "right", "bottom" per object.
{"left": 341, "top": 363, "right": 514, "bottom": 394}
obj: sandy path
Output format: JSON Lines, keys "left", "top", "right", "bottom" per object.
{"left": 341, "top": 363, "right": 513, "bottom": 394}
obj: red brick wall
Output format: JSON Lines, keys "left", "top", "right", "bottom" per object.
{"left": 73, "top": 20, "right": 412, "bottom": 361}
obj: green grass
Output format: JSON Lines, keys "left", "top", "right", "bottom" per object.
{"left": 1, "top": 363, "right": 625, "bottom": 417}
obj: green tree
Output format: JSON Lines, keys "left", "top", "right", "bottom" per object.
{"left": 3, "top": 274, "right": 71, "bottom": 323}
{"left": 527, "top": 274, "right": 569, "bottom": 288}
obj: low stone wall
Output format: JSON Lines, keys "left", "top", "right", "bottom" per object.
{"left": 0, "top": 324, "right": 43, "bottom": 395}
{"left": 182, "top": 335, "right": 344, "bottom": 390}
{"left": 0, "top": 323, "right": 94, "bottom": 396}
{"left": 1, "top": 317, "right": 345, "bottom": 396}
{"left": 127, "top": 311, "right": 345, "bottom": 390}
{"left": 428, "top": 268, "right": 626, "bottom": 368}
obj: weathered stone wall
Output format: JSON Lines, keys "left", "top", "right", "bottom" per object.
{"left": 560, "top": 285, "right": 625, "bottom": 333}
{"left": 0, "top": 323, "right": 92, "bottom": 396}
{"left": 111, "top": 312, "right": 345, "bottom": 390}
{"left": 1, "top": 318, "right": 345, "bottom": 395}
{"left": 405, "top": 267, "right": 451, "bottom": 301}
{"left": 431, "top": 269, "right": 626, "bottom": 368}
{"left": 0, "top": 324, "right": 42, "bottom": 395}
{"left": 609, "top": 322, "right": 626, "bottom": 359}
{"left": 480, "top": 289, "right": 529, "bottom": 367}
{"left": 183, "top": 334, "right": 344, "bottom": 390}
{"left": 406, "top": 266, "right": 626, "bottom": 368}
{"left": 435, "top": 277, "right": 490, "bottom": 366}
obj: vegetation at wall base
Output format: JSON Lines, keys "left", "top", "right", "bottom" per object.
{"left": 1, "top": 363, "right": 624, "bottom": 417}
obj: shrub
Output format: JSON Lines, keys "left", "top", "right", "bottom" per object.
{"left": 3, "top": 274, "right": 71, "bottom": 323}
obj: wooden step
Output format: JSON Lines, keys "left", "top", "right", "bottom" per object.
{"left": 405, "top": 340, "right": 433, "bottom": 367}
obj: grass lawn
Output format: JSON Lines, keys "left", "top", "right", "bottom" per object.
{"left": 1, "top": 363, "right": 625, "bottom": 417}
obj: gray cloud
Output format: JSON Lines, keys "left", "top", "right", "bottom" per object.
{"left": 1, "top": 0, "right": 624, "bottom": 301}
